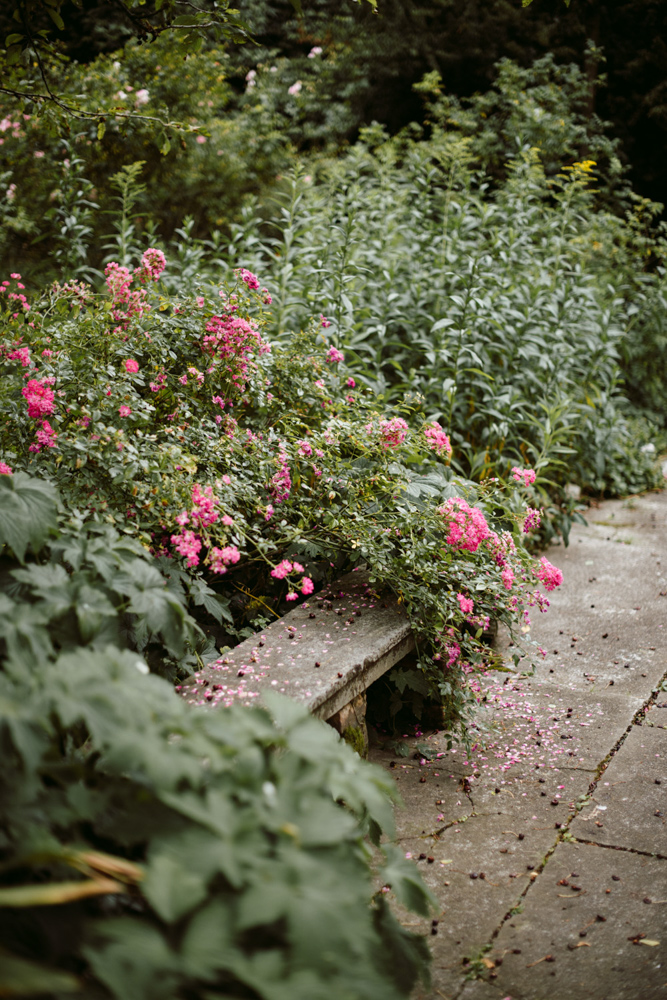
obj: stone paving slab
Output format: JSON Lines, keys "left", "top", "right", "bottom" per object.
{"left": 488, "top": 842, "right": 667, "bottom": 1000}
{"left": 570, "top": 724, "right": 667, "bottom": 856}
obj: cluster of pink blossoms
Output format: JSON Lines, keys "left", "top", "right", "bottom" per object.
{"left": 190, "top": 484, "right": 219, "bottom": 527}
{"left": 170, "top": 530, "right": 202, "bottom": 568}
{"left": 523, "top": 507, "right": 542, "bottom": 533}
{"left": 535, "top": 557, "right": 563, "bottom": 592}
{"left": 438, "top": 497, "right": 490, "bottom": 553}
{"left": 511, "top": 466, "right": 536, "bottom": 487}
{"left": 105, "top": 263, "right": 149, "bottom": 326}
{"left": 424, "top": 421, "right": 452, "bottom": 457}
{"left": 1, "top": 273, "right": 30, "bottom": 317}
{"left": 236, "top": 268, "right": 260, "bottom": 290}
{"left": 270, "top": 559, "right": 314, "bottom": 597}
{"left": 209, "top": 545, "right": 240, "bottom": 575}
{"left": 270, "top": 449, "right": 292, "bottom": 503}
{"left": 29, "top": 421, "right": 57, "bottom": 453}
{"left": 202, "top": 314, "right": 269, "bottom": 390}
{"left": 124, "top": 359, "right": 139, "bottom": 374}
{"left": 171, "top": 484, "right": 240, "bottom": 573}
{"left": 373, "top": 417, "right": 408, "bottom": 449}
{"left": 6, "top": 345, "right": 31, "bottom": 366}
{"left": 456, "top": 593, "right": 474, "bottom": 615}
{"left": 135, "top": 248, "right": 166, "bottom": 283}
{"left": 150, "top": 371, "right": 167, "bottom": 394}
{"left": 0, "top": 461, "right": 13, "bottom": 474}
{"left": 325, "top": 346, "right": 344, "bottom": 364}
{"left": 22, "top": 378, "right": 55, "bottom": 418}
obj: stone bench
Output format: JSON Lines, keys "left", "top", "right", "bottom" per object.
{"left": 179, "top": 571, "right": 415, "bottom": 750}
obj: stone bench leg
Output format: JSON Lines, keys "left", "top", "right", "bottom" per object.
{"left": 328, "top": 691, "right": 368, "bottom": 757}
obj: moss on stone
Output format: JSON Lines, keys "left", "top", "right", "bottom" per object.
{"left": 342, "top": 725, "right": 367, "bottom": 758}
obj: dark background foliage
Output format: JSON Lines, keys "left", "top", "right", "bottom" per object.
{"left": 13, "top": 0, "right": 661, "bottom": 210}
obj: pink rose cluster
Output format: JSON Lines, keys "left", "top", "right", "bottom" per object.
{"left": 511, "top": 466, "right": 536, "bottom": 487}
{"left": 0, "top": 461, "right": 13, "bottom": 474}
{"left": 202, "top": 314, "right": 270, "bottom": 392}
{"left": 170, "top": 530, "right": 202, "bottom": 568}
{"left": 190, "top": 484, "right": 220, "bottom": 527}
{"left": 438, "top": 496, "right": 490, "bottom": 553}
{"left": 209, "top": 545, "right": 241, "bottom": 575}
{"left": 270, "top": 448, "right": 292, "bottom": 503}
{"left": 456, "top": 593, "right": 473, "bottom": 615}
{"left": 124, "top": 358, "right": 139, "bottom": 373}
{"left": 375, "top": 417, "right": 408, "bottom": 450}
{"left": 105, "top": 263, "right": 148, "bottom": 326}
{"left": 1, "top": 273, "right": 31, "bottom": 316}
{"left": 104, "top": 249, "right": 165, "bottom": 326}
{"left": 270, "top": 559, "right": 314, "bottom": 598}
{"left": 325, "top": 346, "right": 344, "bottom": 364}
{"left": 6, "top": 345, "right": 31, "bottom": 366}
{"left": 29, "top": 420, "right": 57, "bottom": 453}
{"left": 22, "top": 378, "right": 55, "bottom": 418}
{"left": 523, "top": 507, "right": 542, "bottom": 533}
{"left": 424, "top": 420, "right": 452, "bottom": 457}
{"left": 20, "top": 377, "right": 58, "bottom": 453}
{"left": 236, "top": 268, "right": 260, "bottom": 291}
{"left": 535, "top": 557, "right": 563, "bottom": 592}
{"left": 171, "top": 483, "right": 239, "bottom": 573}
{"left": 136, "top": 248, "right": 166, "bottom": 283}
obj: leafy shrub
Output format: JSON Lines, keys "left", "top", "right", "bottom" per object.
{"left": 0, "top": 252, "right": 555, "bottom": 729}
{"left": 0, "top": 474, "right": 433, "bottom": 999}
{"left": 216, "top": 126, "right": 661, "bottom": 501}
{"left": 0, "top": 33, "right": 294, "bottom": 283}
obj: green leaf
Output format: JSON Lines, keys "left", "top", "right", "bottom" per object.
{"left": 0, "top": 953, "right": 80, "bottom": 995}
{"left": 46, "top": 6, "right": 65, "bottom": 29}
{"left": 0, "top": 473, "right": 58, "bottom": 562}
{"left": 97, "top": 120, "right": 106, "bottom": 140}
{"left": 237, "top": 881, "right": 290, "bottom": 931}
{"left": 142, "top": 853, "right": 207, "bottom": 923}
{"left": 381, "top": 845, "right": 437, "bottom": 917}
{"left": 5, "top": 33, "right": 23, "bottom": 45}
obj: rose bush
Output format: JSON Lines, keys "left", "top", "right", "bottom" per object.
{"left": 1, "top": 251, "right": 561, "bottom": 729}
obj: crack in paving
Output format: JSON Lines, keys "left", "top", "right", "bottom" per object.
{"left": 450, "top": 663, "right": 667, "bottom": 999}
{"left": 567, "top": 837, "right": 667, "bottom": 861}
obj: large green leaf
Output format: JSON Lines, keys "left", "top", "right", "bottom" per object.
{"left": 0, "top": 953, "right": 80, "bottom": 996}
{"left": 0, "top": 473, "right": 58, "bottom": 561}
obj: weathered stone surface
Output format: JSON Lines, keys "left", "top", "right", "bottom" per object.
{"left": 489, "top": 842, "right": 667, "bottom": 1000}
{"left": 180, "top": 571, "right": 413, "bottom": 720}
{"left": 570, "top": 723, "right": 667, "bottom": 855}
{"left": 329, "top": 691, "right": 368, "bottom": 755}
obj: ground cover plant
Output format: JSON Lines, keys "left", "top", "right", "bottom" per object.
{"left": 0, "top": 472, "right": 435, "bottom": 999}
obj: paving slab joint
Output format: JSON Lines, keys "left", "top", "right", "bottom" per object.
{"left": 565, "top": 835, "right": 667, "bottom": 861}
{"left": 449, "top": 666, "right": 667, "bottom": 997}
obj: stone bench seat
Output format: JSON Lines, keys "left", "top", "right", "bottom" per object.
{"left": 179, "top": 571, "right": 415, "bottom": 745}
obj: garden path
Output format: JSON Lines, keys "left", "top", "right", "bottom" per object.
{"left": 370, "top": 490, "right": 667, "bottom": 1000}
